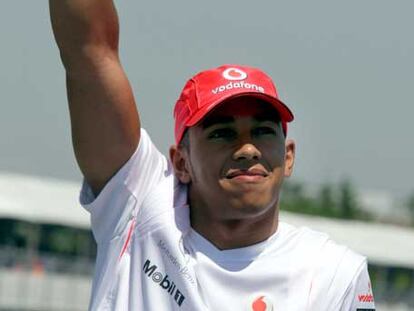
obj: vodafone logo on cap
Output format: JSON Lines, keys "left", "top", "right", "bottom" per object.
{"left": 211, "top": 66, "right": 265, "bottom": 95}
{"left": 222, "top": 67, "right": 248, "bottom": 81}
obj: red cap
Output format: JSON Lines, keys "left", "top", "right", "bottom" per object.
{"left": 174, "top": 64, "right": 294, "bottom": 144}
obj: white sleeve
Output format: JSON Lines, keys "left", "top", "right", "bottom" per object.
{"left": 79, "top": 129, "right": 171, "bottom": 244}
{"left": 339, "top": 262, "right": 376, "bottom": 311}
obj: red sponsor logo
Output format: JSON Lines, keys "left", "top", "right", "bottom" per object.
{"left": 252, "top": 296, "right": 274, "bottom": 311}
{"left": 358, "top": 294, "right": 374, "bottom": 303}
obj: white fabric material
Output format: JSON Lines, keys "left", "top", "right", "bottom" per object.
{"left": 80, "top": 129, "right": 375, "bottom": 311}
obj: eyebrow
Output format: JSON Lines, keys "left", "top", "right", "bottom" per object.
{"left": 201, "top": 116, "right": 234, "bottom": 129}
{"left": 201, "top": 112, "right": 281, "bottom": 129}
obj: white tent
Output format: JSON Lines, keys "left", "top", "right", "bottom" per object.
{"left": 280, "top": 212, "right": 414, "bottom": 269}
{"left": 1, "top": 173, "right": 414, "bottom": 269}
{"left": 0, "top": 172, "right": 89, "bottom": 229}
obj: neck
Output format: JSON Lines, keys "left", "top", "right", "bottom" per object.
{"left": 189, "top": 204, "right": 279, "bottom": 250}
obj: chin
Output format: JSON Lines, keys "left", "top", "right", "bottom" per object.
{"left": 227, "top": 196, "right": 277, "bottom": 218}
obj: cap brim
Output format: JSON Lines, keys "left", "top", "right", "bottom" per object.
{"left": 186, "top": 91, "right": 294, "bottom": 127}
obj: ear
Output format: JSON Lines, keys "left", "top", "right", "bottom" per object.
{"left": 284, "top": 139, "right": 295, "bottom": 177}
{"left": 169, "top": 145, "right": 192, "bottom": 184}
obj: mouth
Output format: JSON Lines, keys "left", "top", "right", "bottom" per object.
{"left": 225, "top": 168, "right": 269, "bottom": 180}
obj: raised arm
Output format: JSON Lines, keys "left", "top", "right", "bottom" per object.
{"left": 49, "top": 0, "right": 140, "bottom": 195}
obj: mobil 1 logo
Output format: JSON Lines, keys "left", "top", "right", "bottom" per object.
{"left": 143, "top": 259, "right": 186, "bottom": 307}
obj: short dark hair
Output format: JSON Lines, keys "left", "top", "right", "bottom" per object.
{"left": 178, "top": 130, "right": 190, "bottom": 149}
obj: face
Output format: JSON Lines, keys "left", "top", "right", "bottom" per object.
{"left": 170, "top": 97, "right": 295, "bottom": 224}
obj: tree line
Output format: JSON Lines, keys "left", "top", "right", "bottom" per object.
{"left": 280, "top": 179, "right": 414, "bottom": 227}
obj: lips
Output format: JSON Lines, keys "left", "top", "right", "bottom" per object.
{"left": 226, "top": 168, "right": 268, "bottom": 179}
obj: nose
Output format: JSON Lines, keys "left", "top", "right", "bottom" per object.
{"left": 233, "top": 143, "right": 262, "bottom": 161}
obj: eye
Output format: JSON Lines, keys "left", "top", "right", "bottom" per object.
{"left": 207, "top": 128, "right": 237, "bottom": 140}
{"left": 252, "top": 126, "right": 277, "bottom": 137}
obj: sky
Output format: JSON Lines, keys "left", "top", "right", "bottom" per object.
{"left": 1, "top": 0, "right": 413, "bottom": 200}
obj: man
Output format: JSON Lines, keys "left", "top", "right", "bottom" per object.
{"left": 49, "top": 1, "right": 376, "bottom": 310}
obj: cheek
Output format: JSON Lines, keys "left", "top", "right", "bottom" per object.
{"left": 270, "top": 167, "right": 285, "bottom": 187}
{"left": 263, "top": 143, "right": 285, "bottom": 169}
{"left": 189, "top": 149, "right": 225, "bottom": 184}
